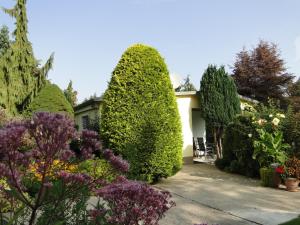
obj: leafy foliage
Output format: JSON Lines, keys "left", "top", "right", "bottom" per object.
{"left": 0, "top": 0, "right": 54, "bottom": 115}
{"left": 282, "top": 107, "right": 300, "bottom": 157}
{"left": 25, "top": 83, "right": 74, "bottom": 117}
{"left": 253, "top": 130, "right": 289, "bottom": 167}
{"left": 0, "top": 112, "right": 174, "bottom": 225}
{"left": 199, "top": 65, "right": 241, "bottom": 158}
{"left": 215, "top": 113, "right": 260, "bottom": 177}
{"left": 232, "top": 40, "right": 294, "bottom": 104}
{"left": 0, "top": 26, "right": 11, "bottom": 57}
{"left": 64, "top": 80, "right": 78, "bottom": 107}
{"left": 101, "top": 44, "right": 183, "bottom": 183}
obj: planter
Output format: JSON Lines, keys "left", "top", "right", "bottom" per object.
{"left": 260, "top": 168, "right": 273, "bottom": 187}
{"left": 285, "top": 178, "right": 299, "bottom": 192}
{"left": 273, "top": 172, "right": 281, "bottom": 188}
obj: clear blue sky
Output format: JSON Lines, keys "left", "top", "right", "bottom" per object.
{"left": 1, "top": 0, "right": 300, "bottom": 102}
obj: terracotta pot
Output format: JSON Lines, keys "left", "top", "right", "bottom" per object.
{"left": 285, "top": 178, "right": 299, "bottom": 192}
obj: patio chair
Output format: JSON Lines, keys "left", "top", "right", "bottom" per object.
{"left": 196, "top": 137, "right": 214, "bottom": 158}
{"left": 193, "top": 137, "right": 205, "bottom": 158}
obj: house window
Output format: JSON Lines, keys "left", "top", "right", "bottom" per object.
{"left": 82, "top": 115, "right": 90, "bottom": 129}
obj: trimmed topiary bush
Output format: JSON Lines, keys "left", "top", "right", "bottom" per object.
{"left": 24, "top": 83, "right": 74, "bottom": 117}
{"left": 101, "top": 44, "right": 183, "bottom": 183}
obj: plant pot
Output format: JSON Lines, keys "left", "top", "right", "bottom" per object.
{"left": 273, "top": 172, "right": 281, "bottom": 188}
{"left": 285, "top": 178, "right": 299, "bottom": 192}
{"left": 260, "top": 168, "right": 273, "bottom": 187}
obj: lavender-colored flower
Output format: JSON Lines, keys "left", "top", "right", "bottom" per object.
{"left": 103, "top": 149, "right": 129, "bottom": 173}
{"left": 94, "top": 177, "right": 175, "bottom": 225}
{"left": 80, "top": 130, "right": 102, "bottom": 159}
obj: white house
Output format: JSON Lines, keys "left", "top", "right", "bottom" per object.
{"left": 74, "top": 91, "right": 206, "bottom": 163}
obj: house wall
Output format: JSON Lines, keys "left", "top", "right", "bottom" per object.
{"left": 176, "top": 94, "right": 205, "bottom": 162}
{"left": 75, "top": 105, "right": 100, "bottom": 131}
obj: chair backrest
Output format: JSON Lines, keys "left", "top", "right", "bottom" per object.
{"left": 193, "top": 137, "right": 199, "bottom": 150}
{"left": 197, "top": 137, "right": 206, "bottom": 151}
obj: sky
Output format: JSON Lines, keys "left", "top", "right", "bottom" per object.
{"left": 1, "top": 0, "right": 300, "bottom": 102}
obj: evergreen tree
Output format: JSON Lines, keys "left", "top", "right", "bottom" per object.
{"left": 0, "top": 25, "right": 11, "bottom": 57}
{"left": 199, "top": 65, "right": 241, "bottom": 159}
{"left": 25, "top": 83, "right": 74, "bottom": 117}
{"left": 101, "top": 44, "right": 183, "bottom": 183}
{"left": 232, "top": 40, "right": 294, "bottom": 103}
{"left": 0, "top": 0, "right": 54, "bottom": 115}
{"left": 64, "top": 80, "right": 78, "bottom": 107}
{"left": 175, "top": 75, "right": 196, "bottom": 92}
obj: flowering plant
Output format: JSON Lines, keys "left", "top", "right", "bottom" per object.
{"left": 251, "top": 108, "right": 289, "bottom": 168}
{"left": 0, "top": 112, "right": 174, "bottom": 225}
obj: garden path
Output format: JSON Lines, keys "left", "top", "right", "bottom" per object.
{"left": 156, "top": 163, "right": 300, "bottom": 225}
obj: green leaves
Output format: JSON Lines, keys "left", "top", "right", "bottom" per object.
{"left": 199, "top": 65, "right": 241, "bottom": 127}
{"left": 253, "top": 129, "right": 288, "bottom": 167}
{"left": 101, "top": 44, "right": 183, "bottom": 183}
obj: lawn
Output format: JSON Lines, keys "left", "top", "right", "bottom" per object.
{"left": 279, "top": 217, "right": 300, "bottom": 225}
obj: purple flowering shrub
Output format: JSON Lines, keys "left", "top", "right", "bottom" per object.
{"left": 0, "top": 112, "right": 174, "bottom": 225}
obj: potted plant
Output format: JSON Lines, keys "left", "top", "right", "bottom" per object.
{"left": 284, "top": 157, "right": 300, "bottom": 192}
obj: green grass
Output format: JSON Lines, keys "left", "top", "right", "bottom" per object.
{"left": 279, "top": 217, "right": 300, "bottom": 225}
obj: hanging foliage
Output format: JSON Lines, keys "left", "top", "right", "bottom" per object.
{"left": 0, "top": 0, "right": 54, "bottom": 115}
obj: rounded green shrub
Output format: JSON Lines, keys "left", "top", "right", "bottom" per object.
{"left": 24, "top": 83, "right": 74, "bottom": 117}
{"left": 101, "top": 44, "right": 183, "bottom": 183}
{"left": 220, "top": 113, "right": 260, "bottom": 177}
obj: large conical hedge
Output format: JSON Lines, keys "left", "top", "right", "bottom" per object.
{"left": 25, "top": 83, "right": 74, "bottom": 117}
{"left": 101, "top": 44, "right": 183, "bottom": 182}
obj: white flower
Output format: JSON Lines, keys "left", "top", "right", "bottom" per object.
{"left": 272, "top": 118, "right": 280, "bottom": 126}
{"left": 276, "top": 113, "right": 285, "bottom": 118}
{"left": 269, "top": 114, "right": 273, "bottom": 118}
{"left": 248, "top": 133, "right": 253, "bottom": 138}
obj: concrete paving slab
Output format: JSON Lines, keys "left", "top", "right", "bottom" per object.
{"left": 156, "top": 163, "right": 300, "bottom": 225}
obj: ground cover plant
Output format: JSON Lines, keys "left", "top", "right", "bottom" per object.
{"left": 0, "top": 112, "right": 174, "bottom": 225}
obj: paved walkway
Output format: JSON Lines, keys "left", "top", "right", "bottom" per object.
{"left": 155, "top": 163, "right": 300, "bottom": 225}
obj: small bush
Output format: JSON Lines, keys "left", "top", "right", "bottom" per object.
{"left": 25, "top": 83, "right": 74, "bottom": 117}
{"left": 221, "top": 113, "right": 260, "bottom": 177}
{"left": 78, "top": 158, "right": 116, "bottom": 182}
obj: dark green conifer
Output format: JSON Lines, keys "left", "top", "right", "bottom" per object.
{"left": 0, "top": 0, "right": 53, "bottom": 115}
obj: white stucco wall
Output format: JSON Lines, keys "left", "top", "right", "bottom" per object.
{"left": 176, "top": 92, "right": 206, "bottom": 158}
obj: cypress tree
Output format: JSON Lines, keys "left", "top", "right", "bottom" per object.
{"left": 199, "top": 65, "right": 241, "bottom": 159}
{"left": 0, "top": 0, "right": 53, "bottom": 115}
{"left": 101, "top": 44, "right": 183, "bottom": 183}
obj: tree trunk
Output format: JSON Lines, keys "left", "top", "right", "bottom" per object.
{"left": 213, "top": 127, "right": 221, "bottom": 159}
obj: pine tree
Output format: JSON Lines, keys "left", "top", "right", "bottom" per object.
{"left": 0, "top": 0, "right": 54, "bottom": 115}
{"left": 0, "top": 25, "right": 11, "bottom": 57}
{"left": 199, "top": 65, "right": 241, "bottom": 159}
{"left": 64, "top": 80, "right": 78, "bottom": 107}
{"left": 175, "top": 75, "right": 196, "bottom": 92}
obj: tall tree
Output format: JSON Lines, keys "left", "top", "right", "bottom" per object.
{"left": 101, "top": 44, "right": 182, "bottom": 183}
{"left": 64, "top": 80, "right": 78, "bottom": 107}
{"left": 0, "top": 25, "right": 11, "bottom": 57}
{"left": 232, "top": 40, "right": 294, "bottom": 103}
{"left": 175, "top": 75, "right": 197, "bottom": 92}
{"left": 0, "top": 0, "right": 54, "bottom": 115}
{"left": 199, "top": 65, "right": 241, "bottom": 159}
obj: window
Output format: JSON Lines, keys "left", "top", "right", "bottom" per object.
{"left": 82, "top": 115, "right": 90, "bottom": 129}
